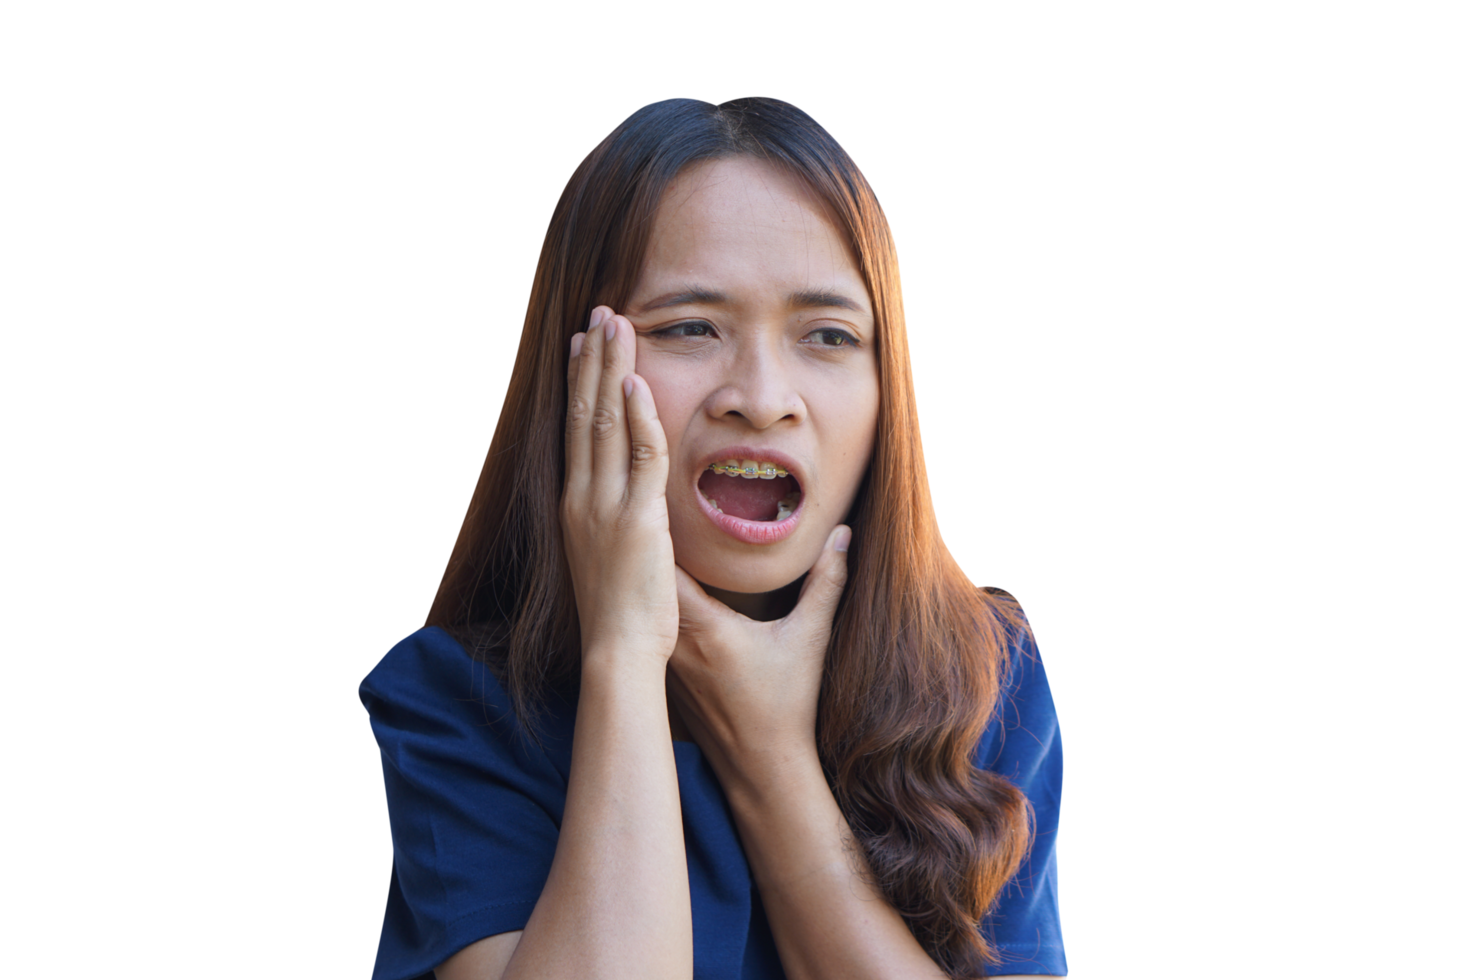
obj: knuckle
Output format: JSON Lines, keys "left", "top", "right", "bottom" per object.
{"left": 628, "top": 439, "right": 666, "bottom": 465}
{"left": 566, "top": 395, "right": 591, "bottom": 429}
{"left": 591, "top": 405, "right": 619, "bottom": 439}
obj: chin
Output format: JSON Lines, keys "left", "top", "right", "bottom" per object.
{"left": 674, "top": 540, "right": 816, "bottom": 596}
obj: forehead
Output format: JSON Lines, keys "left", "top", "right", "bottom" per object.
{"left": 633, "top": 157, "right": 868, "bottom": 309}
{"left": 654, "top": 156, "right": 836, "bottom": 231}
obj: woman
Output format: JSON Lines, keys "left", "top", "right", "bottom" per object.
{"left": 361, "top": 98, "right": 1065, "bottom": 980}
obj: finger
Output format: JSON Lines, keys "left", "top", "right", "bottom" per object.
{"left": 590, "top": 313, "right": 634, "bottom": 491}
{"left": 565, "top": 331, "right": 586, "bottom": 422}
{"left": 564, "top": 307, "right": 608, "bottom": 493}
{"left": 567, "top": 331, "right": 585, "bottom": 387}
{"left": 621, "top": 372, "right": 669, "bottom": 506}
{"left": 790, "top": 525, "right": 851, "bottom": 631}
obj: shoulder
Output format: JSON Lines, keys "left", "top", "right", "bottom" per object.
{"left": 974, "top": 588, "right": 1059, "bottom": 783}
{"left": 360, "top": 625, "right": 502, "bottom": 714}
{"left": 974, "top": 587, "right": 1045, "bottom": 717}
{"left": 355, "top": 628, "right": 579, "bottom": 781}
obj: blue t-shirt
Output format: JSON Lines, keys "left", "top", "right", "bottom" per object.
{"left": 361, "top": 624, "right": 1066, "bottom": 979}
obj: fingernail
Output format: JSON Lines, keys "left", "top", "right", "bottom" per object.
{"left": 604, "top": 315, "right": 618, "bottom": 342}
{"left": 833, "top": 526, "right": 852, "bottom": 553}
{"left": 589, "top": 307, "right": 607, "bottom": 330}
{"left": 570, "top": 332, "right": 584, "bottom": 359}
{"left": 623, "top": 376, "right": 635, "bottom": 398}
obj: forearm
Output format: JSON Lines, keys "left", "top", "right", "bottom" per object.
{"left": 719, "top": 747, "right": 949, "bottom": 980}
{"left": 499, "top": 655, "right": 691, "bottom": 980}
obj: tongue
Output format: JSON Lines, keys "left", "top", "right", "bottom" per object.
{"left": 698, "top": 471, "right": 797, "bottom": 521}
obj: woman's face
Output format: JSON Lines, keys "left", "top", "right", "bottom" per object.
{"left": 624, "top": 156, "right": 880, "bottom": 598}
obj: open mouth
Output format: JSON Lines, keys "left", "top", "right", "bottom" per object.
{"left": 698, "top": 459, "right": 803, "bottom": 522}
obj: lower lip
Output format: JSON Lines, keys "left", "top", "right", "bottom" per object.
{"left": 694, "top": 480, "right": 803, "bottom": 545}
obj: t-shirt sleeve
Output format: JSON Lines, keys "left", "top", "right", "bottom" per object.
{"left": 359, "top": 627, "right": 573, "bottom": 980}
{"left": 974, "top": 606, "right": 1068, "bottom": 976}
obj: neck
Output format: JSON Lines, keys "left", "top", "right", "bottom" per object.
{"left": 701, "top": 575, "right": 805, "bottom": 621}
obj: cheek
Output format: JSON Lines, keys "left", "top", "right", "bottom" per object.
{"left": 637, "top": 358, "right": 699, "bottom": 420}
{"left": 816, "top": 376, "right": 880, "bottom": 498}
{"left": 636, "top": 365, "right": 699, "bottom": 465}
{"left": 829, "top": 430, "right": 878, "bottom": 525}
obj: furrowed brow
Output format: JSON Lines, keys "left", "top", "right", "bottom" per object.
{"left": 788, "top": 288, "right": 866, "bottom": 313}
{"left": 633, "top": 287, "right": 728, "bottom": 313}
{"left": 631, "top": 286, "right": 868, "bottom": 315}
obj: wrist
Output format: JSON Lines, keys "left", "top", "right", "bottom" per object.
{"left": 581, "top": 638, "right": 673, "bottom": 675}
{"left": 715, "top": 738, "right": 825, "bottom": 811}
{"left": 579, "top": 646, "right": 670, "bottom": 696}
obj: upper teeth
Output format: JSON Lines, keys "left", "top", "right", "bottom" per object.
{"left": 707, "top": 458, "right": 788, "bottom": 480}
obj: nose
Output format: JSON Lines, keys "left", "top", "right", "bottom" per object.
{"left": 703, "top": 340, "right": 805, "bottom": 430}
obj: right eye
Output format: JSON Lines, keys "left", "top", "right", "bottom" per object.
{"left": 655, "top": 320, "right": 714, "bottom": 338}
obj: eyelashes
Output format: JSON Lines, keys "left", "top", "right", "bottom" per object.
{"left": 806, "top": 328, "right": 858, "bottom": 347}
{"left": 654, "top": 320, "right": 715, "bottom": 339}
{"left": 651, "top": 320, "right": 861, "bottom": 348}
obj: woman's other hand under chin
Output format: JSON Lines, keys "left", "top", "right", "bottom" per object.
{"left": 667, "top": 524, "right": 851, "bottom": 788}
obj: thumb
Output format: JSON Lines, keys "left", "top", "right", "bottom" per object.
{"left": 790, "top": 525, "right": 851, "bottom": 631}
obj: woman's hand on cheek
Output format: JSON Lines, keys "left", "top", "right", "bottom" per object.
{"left": 667, "top": 525, "right": 852, "bottom": 785}
{"left": 561, "top": 306, "right": 680, "bottom": 669}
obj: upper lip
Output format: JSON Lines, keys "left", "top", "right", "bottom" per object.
{"left": 695, "top": 445, "right": 806, "bottom": 489}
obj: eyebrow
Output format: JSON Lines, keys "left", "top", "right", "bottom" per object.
{"left": 632, "top": 286, "right": 868, "bottom": 315}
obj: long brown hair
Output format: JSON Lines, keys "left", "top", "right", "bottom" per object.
{"left": 427, "top": 97, "right": 1033, "bottom": 978}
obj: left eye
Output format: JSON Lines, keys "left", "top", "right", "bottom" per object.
{"left": 808, "top": 328, "right": 856, "bottom": 347}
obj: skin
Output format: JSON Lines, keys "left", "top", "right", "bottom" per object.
{"left": 626, "top": 157, "right": 876, "bottom": 625}
{"left": 628, "top": 156, "right": 880, "bottom": 604}
{"left": 435, "top": 159, "right": 1055, "bottom": 979}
